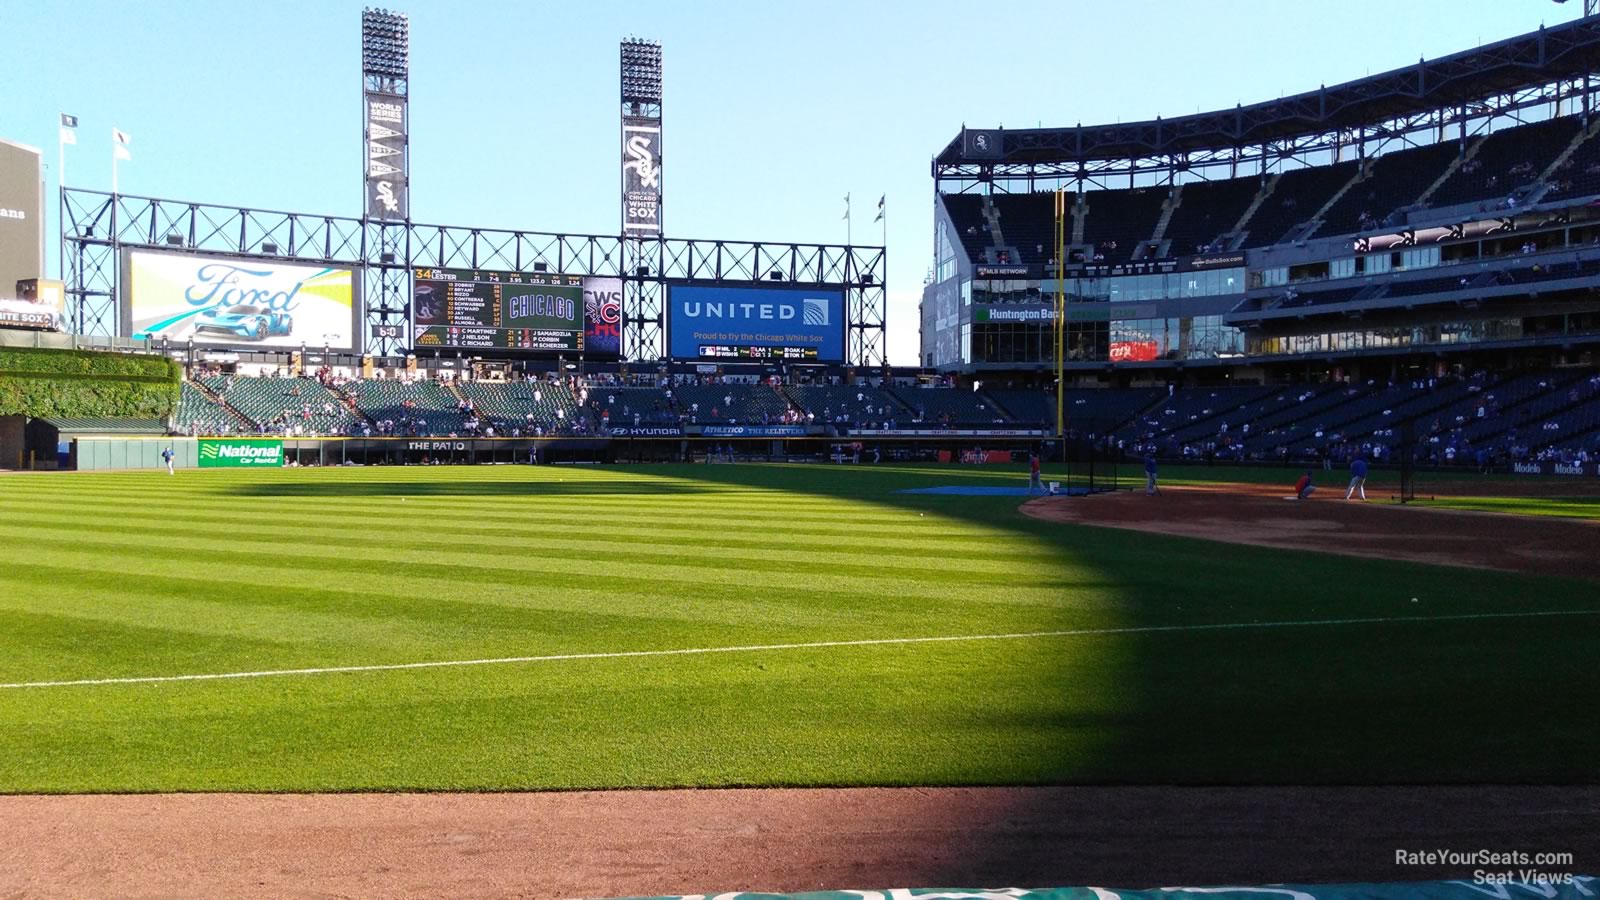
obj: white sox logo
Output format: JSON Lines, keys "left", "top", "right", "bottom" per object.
{"left": 375, "top": 182, "right": 399, "bottom": 213}
{"left": 624, "top": 135, "right": 658, "bottom": 188}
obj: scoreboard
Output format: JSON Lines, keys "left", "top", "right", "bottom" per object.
{"left": 412, "top": 268, "right": 586, "bottom": 352}
{"left": 695, "top": 344, "right": 820, "bottom": 360}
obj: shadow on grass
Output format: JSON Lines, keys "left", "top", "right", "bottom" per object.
{"left": 214, "top": 462, "right": 1600, "bottom": 884}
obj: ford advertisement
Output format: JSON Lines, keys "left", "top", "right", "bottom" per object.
{"left": 123, "top": 250, "right": 358, "bottom": 350}
{"left": 668, "top": 284, "right": 844, "bottom": 362}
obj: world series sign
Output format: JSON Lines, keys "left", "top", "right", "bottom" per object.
{"left": 622, "top": 117, "right": 661, "bottom": 235}
{"left": 365, "top": 88, "right": 408, "bottom": 219}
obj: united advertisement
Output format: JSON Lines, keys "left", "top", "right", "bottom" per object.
{"left": 124, "top": 250, "right": 357, "bottom": 350}
{"left": 668, "top": 284, "right": 844, "bottom": 362}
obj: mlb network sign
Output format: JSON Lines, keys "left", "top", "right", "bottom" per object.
{"left": 198, "top": 439, "right": 284, "bottom": 468}
{"left": 669, "top": 284, "right": 844, "bottom": 361}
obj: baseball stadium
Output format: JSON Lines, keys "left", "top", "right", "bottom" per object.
{"left": 1, "top": 3, "right": 1598, "bottom": 899}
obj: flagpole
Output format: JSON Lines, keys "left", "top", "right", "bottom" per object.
{"left": 57, "top": 131, "right": 64, "bottom": 281}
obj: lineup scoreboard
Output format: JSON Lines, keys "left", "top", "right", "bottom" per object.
{"left": 413, "top": 267, "right": 585, "bottom": 352}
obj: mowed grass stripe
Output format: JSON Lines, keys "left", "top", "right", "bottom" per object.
{"left": 3, "top": 463, "right": 1597, "bottom": 792}
{"left": 0, "top": 527, "right": 1071, "bottom": 605}
{"left": 0, "top": 506, "right": 1030, "bottom": 560}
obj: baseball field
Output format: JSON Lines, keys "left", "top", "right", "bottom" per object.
{"left": 1, "top": 462, "right": 1597, "bottom": 794}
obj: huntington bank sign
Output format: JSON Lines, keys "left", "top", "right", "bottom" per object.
{"left": 198, "top": 439, "right": 284, "bottom": 468}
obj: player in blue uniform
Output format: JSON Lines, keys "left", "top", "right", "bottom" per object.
{"left": 1345, "top": 456, "right": 1369, "bottom": 500}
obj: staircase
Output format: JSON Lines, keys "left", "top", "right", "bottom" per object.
{"left": 1415, "top": 134, "right": 1486, "bottom": 206}
{"left": 189, "top": 379, "right": 255, "bottom": 431}
{"left": 1299, "top": 157, "right": 1375, "bottom": 241}
{"left": 1539, "top": 116, "right": 1600, "bottom": 183}
{"left": 1228, "top": 173, "right": 1280, "bottom": 249}
{"left": 1150, "top": 184, "right": 1182, "bottom": 242}
{"left": 980, "top": 195, "right": 1008, "bottom": 254}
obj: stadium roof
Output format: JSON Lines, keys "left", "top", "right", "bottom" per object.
{"left": 936, "top": 17, "right": 1600, "bottom": 168}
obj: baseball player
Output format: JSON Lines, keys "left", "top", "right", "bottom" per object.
{"left": 161, "top": 445, "right": 175, "bottom": 475}
{"left": 1345, "top": 456, "right": 1369, "bottom": 500}
{"left": 1144, "top": 454, "right": 1160, "bottom": 495}
{"left": 1292, "top": 469, "right": 1316, "bottom": 500}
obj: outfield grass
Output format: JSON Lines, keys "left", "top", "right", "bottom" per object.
{"left": 1, "top": 463, "right": 1596, "bottom": 792}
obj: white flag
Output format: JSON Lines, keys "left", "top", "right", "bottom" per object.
{"left": 113, "top": 128, "right": 132, "bottom": 161}
{"left": 60, "top": 127, "right": 77, "bottom": 146}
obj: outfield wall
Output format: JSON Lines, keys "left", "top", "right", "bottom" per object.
{"left": 58, "top": 434, "right": 1055, "bottom": 470}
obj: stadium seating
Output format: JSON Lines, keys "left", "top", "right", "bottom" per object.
{"left": 1081, "top": 188, "right": 1168, "bottom": 261}
{"left": 456, "top": 380, "right": 586, "bottom": 434}
{"left": 344, "top": 378, "right": 470, "bottom": 436}
{"left": 991, "top": 192, "right": 1061, "bottom": 265}
{"left": 1314, "top": 141, "right": 1462, "bottom": 239}
{"left": 941, "top": 193, "right": 996, "bottom": 262}
{"left": 198, "top": 375, "right": 362, "bottom": 435}
{"left": 889, "top": 385, "right": 1011, "bottom": 426}
{"left": 1163, "top": 177, "right": 1260, "bottom": 256}
{"left": 597, "top": 386, "right": 685, "bottom": 426}
{"left": 1125, "top": 385, "right": 1280, "bottom": 446}
{"left": 174, "top": 381, "right": 245, "bottom": 435}
{"left": 667, "top": 383, "right": 796, "bottom": 425}
{"left": 1239, "top": 161, "right": 1360, "bottom": 247}
{"left": 783, "top": 384, "right": 907, "bottom": 428}
{"left": 1428, "top": 117, "right": 1581, "bottom": 209}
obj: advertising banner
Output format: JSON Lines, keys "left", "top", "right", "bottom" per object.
{"left": 198, "top": 439, "right": 284, "bottom": 468}
{"left": 1109, "top": 340, "right": 1160, "bottom": 362}
{"left": 365, "top": 88, "right": 408, "bottom": 219}
{"left": 975, "top": 305, "right": 1055, "bottom": 323}
{"left": 699, "top": 425, "right": 810, "bottom": 437}
{"left": 0, "top": 139, "right": 44, "bottom": 302}
{"left": 622, "top": 117, "right": 661, "bottom": 235}
{"left": 125, "top": 250, "right": 357, "bottom": 349}
{"left": 582, "top": 276, "right": 623, "bottom": 357}
{"left": 669, "top": 284, "right": 844, "bottom": 362}
{"left": 607, "top": 426, "right": 684, "bottom": 438}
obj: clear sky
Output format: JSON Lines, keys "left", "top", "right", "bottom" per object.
{"left": 1, "top": 0, "right": 1581, "bottom": 363}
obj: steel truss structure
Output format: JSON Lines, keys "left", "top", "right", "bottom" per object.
{"left": 936, "top": 17, "right": 1600, "bottom": 192}
{"left": 59, "top": 188, "right": 887, "bottom": 366}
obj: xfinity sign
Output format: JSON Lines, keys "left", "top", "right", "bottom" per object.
{"left": 668, "top": 284, "right": 844, "bottom": 362}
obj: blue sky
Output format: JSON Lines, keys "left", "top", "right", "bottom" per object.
{"left": 1, "top": 0, "right": 1579, "bottom": 363}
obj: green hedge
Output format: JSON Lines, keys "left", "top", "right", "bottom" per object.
{"left": 0, "top": 348, "right": 181, "bottom": 419}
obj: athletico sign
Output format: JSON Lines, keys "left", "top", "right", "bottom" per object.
{"left": 198, "top": 439, "right": 284, "bottom": 468}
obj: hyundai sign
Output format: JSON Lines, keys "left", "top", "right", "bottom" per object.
{"left": 668, "top": 284, "right": 844, "bottom": 362}
{"left": 124, "top": 250, "right": 358, "bottom": 350}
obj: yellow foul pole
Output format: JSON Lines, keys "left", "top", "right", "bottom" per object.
{"left": 1054, "top": 188, "right": 1066, "bottom": 444}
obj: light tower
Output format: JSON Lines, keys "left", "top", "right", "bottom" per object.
{"left": 362, "top": 7, "right": 410, "bottom": 358}
{"left": 620, "top": 38, "right": 663, "bottom": 361}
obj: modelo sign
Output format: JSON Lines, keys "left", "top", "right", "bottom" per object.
{"left": 198, "top": 439, "right": 284, "bottom": 468}
{"left": 669, "top": 284, "right": 844, "bottom": 362}
{"left": 124, "top": 249, "right": 356, "bottom": 350}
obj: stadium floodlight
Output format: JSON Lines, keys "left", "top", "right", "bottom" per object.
{"left": 620, "top": 38, "right": 662, "bottom": 104}
{"left": 361, "top": 8, "right": 409, "bottom": 78}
